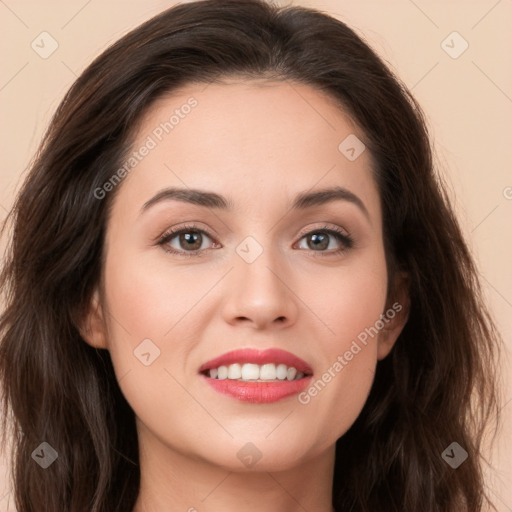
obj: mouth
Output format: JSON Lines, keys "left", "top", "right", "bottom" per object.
{"left": 199, "top": 348, "right": 313, "bottom": 403}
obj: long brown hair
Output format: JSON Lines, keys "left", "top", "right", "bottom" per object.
{"left": 0, "top": 1, "right": 502, "bottom": 510}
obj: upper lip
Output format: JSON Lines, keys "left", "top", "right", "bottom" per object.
{"left": 199, "top": 348, "right": 313, "bottom": 375}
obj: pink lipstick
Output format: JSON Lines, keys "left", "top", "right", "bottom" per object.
{"left": 199, "top": 348, "right": 313, "bottom": 403}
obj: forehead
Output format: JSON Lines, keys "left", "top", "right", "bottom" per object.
{"left": 114, "top": 79, "right": 380, "bottom": 220}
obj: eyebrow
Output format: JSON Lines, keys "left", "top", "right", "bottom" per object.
{"left": 140, "top": 185, "right": 370, "bottom": 220}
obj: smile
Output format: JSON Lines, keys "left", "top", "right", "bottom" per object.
{"left": 199, "top": 348, "right": 313, "bottom": 403}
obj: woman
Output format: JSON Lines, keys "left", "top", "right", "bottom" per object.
{"left": 0, "top": 0, "right": 502, "bottom": 510}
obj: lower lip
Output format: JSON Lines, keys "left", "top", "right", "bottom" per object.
{"left": 201, "top": 374, "right": 313, "bottom": 403}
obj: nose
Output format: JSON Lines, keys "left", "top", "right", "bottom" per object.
{"left": 221, "top": 243, "right": 299, "bottom": 330}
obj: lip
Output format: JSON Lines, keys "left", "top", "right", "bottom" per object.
{"left": 201, "top": 376, "right": 313, "bottom": 403}
{"left": 198, "top": 348, "right": 314, "bottom": 404}
{"left": 198, "top": 348, "right": 313, "bottom": 375}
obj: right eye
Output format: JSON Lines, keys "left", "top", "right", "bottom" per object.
{"left": 157, "top": 224, "right": 220, "bottom": 257}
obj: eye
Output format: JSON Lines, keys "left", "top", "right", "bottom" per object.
{"left": 157, "top": 224, "right": 219, "bottom": 257}
{"left": 295, "top": 226, "right": 354, "bottom": 256}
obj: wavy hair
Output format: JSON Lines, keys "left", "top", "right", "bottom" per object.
{"left": 0, "top": 0, "right": 502, "bottom": 510}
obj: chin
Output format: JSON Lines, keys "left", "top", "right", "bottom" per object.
{"left": 198, "top": 437, "right": 316, "bottom": 473}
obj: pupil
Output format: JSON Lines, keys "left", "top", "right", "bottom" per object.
{"left": 311, "top": 233, "right": 328, "bottom": 250}
{"left": 182, "top": 232, "right": 200, "bottom": 249}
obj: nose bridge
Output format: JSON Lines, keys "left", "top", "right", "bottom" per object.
{"left": 222, "top": 232, "right": 298, "bottom": 327}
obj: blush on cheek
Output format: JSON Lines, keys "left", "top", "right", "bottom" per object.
{"left": 103, "top": 261, "right": 165, "bottom": 337}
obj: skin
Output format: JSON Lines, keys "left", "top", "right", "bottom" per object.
{"left": 81, "top": 78, "right": 408, "bottom": 512}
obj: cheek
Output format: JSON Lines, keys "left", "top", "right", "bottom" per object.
{"left": 293, "top": 250, "right": 387, "bottom": 441}
{"left": 102, "top": 243, "right": 208, "bottom": 343}
{"left": 300, "top": 249, "right": 388, "bottom": 354}
{"left": 297, "top": 302, "right": 381, "bottom": 450}
{"left": 100, "top": 242, "right": 221, "bottom": 402}
{"left": 99, "top": 249, "right": 209, "bottom": 438}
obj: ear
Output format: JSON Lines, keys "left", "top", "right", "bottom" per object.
{"left": 376, "top": 271, "right": 410, "bottom": 360}
{"left": 78, "top": 287, "right": 109, "bottom": 349}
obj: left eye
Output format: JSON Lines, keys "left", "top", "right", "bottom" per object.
{"left": 296, "top": 230, "right": 346, "bottom": 251}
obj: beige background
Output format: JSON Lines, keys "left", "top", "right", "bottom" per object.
{"left": 0, "top": 1, "right": 511, "bottom": 510}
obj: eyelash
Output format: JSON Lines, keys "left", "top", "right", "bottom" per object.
{"left": 156, "top": 223, "right": 354, "bottom": 259}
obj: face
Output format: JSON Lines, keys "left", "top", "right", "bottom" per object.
{"left": 83, "top": 79, "right": 407, "bottom": 472}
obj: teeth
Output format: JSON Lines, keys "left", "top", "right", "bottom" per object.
{"left": 276, "top": 363, "right": 288, "bottom": 380}
{"left": 207, "top": 362, "right": 307, "bottom": 381}
{"left": 260, "top": 363, "right": 276, "bottom": 380}
{"left": 228, "top": 363, "right": 242, "bottom": 379}
{"left": 241, "top": 363, "right": 260, "bottom": 380}
{"left": 286, "top": 367, "right": 297, "bottom": 380}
